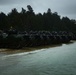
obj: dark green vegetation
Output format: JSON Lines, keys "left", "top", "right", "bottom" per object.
{"left": 0, "top": 30, "right": 76, "bottom": 49}
{"left": 0, "top": 5, "right": 76, "bottom": 49}
{"left": 0, "top": 5, "right": 76, "bottom": 32}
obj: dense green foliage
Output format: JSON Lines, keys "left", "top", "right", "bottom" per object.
{"left": 0, "top": 5, "right": 76, "bottom": 32}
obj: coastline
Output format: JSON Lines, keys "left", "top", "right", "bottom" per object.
{"left": 0, "top": 41, "right": 74, "bottom": 54}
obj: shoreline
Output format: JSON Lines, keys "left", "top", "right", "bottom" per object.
{"left": 0, "top": 41, "right": 74, "bottom": 54}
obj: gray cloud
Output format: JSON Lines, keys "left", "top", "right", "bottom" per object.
{"left": 0, "top": 0, "right": 76, "bottom": 19}
{"left": 0, "top": 0, "right": 14, "bottom": 5}
{"left": 65, "top": 4, "right": 76, "bottom": 15}
{"left": 0, "top": 0, "right": 31, "bottom": 5}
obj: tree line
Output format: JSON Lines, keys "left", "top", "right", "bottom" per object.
{"left": 0, "top": 5, "right": 76, "bottom": 32}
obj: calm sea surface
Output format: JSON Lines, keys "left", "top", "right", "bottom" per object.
{"left": 0, "top": 42, "right": 76, "bottom": 75}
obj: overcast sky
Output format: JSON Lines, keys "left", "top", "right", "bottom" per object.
{"left": 0, "top": 0, "right": 76, "bottom": 19}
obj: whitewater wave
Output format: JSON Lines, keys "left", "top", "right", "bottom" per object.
{"left": 1, "top": 48, "right": 46, "bottom": 58}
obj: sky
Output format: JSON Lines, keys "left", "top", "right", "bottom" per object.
{"left": 0, "top": 0, "right": 76, "bottom": 19}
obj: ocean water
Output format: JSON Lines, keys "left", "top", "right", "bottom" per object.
{"left": 0, "top": 42, "right": 76, "bottom": 75}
